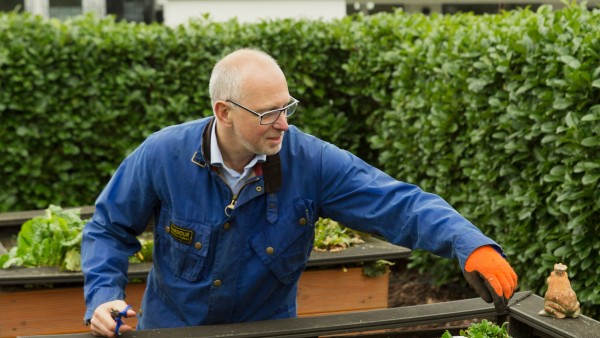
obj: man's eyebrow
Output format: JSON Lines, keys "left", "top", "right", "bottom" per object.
{"left": 259, "top": 106, "right": 280, "bottom": 112}
{"left": 258, "top": 101, "right": 288, "bottom": 113}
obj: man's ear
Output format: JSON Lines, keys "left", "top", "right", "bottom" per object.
{"left": 214, "top": 101, "right": 233, "bottom": 127}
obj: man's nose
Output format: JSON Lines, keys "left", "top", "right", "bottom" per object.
{"left": 272, "top": 113, "right": 289, "bottom": 131}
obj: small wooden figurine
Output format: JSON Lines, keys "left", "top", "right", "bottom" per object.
{"left": 538, "top": 263, "right": 580, "bottom": 319}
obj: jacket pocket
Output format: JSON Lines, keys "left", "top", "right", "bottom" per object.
{"left": 157, "top": 218, "right": 211, "bottom": 281}
{"left": 250, "top": 198, "right": 315, "bottom": 284}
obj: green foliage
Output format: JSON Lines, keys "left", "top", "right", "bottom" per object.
{"left": 442, "top": 320, "right": 511, "bottom": 338}
{"left": 313, "top": 217, "right": 365, "bottom": 251}
{"left": 1, "top": 205, "right": 154, "bottom": 270}
{"left": 128, "top": 236, "right": 154, "bottom": 264}
{"left": 0, "top": 12, "right": 369, "bottom": 212}
{"left": 313, "top": 218, "right": 394, "bottom": 278}
{"left": 0, "top": 205, "right": 88, "bottom": 271}
{"left": 358, "top": 5, "right": 600, "bottom": 318}
{"left": 362, "top": 259, "right": 395, "bottom": 278}
{"left": 1, "top": 4, "right": 599, "bottom": 317}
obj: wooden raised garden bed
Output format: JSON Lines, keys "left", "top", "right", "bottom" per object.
{"left": 0, "top": 205, "right": 410, "bottom": 338}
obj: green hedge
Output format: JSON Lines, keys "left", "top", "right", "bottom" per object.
{"left": 0, "top": 13, "right": 373, "bottom": 211}
{"left": 1, "top": 5, "right": 599, "bottom": 317}
{"left": 358, "top": 6, "right": 600, "bottom": 317}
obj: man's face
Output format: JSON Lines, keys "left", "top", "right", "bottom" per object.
{"left": 230, "top": 66, "right": 290, "bottom": 157}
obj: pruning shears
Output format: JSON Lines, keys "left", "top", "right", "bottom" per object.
{"left": 110, "top": 305, "right": 132, "bottom": 336}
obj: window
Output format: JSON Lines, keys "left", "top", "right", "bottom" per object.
{"left": 106, "top": 0, "right": 155, "bottom": 23}
{"left": 443, "top": 3, "right": 543, "bottom": 15}
{"left": 503, "top": 4, "right": 543, "bottom": 11}
{"left": 49, "top": 0, "right": 82, "bottom": 19}
{"left": 443, "top": 4, "right": 501, "bottom": 14}
{"left": 347, "top": 2, "right": 403, "bottom": 15}
{"left": 0, "top": 0, "right": 24, "bottom": 12}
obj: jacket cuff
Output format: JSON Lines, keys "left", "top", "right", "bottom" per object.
{"left": 455, "top": 230, "right": 503, "bottom": 270}
{"left": 84, "top": 286, "right": 126, "bottom": 323}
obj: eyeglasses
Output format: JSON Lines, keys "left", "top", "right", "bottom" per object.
{"left": 226, "top": 97, "right": 299, "bottom": 125}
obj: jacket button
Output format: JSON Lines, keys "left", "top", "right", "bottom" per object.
{"left": 223, "top": 222, "right": 231, "bottom": 230}
{"left": 256, "top": 186, "right": 262, "bottom": 192}
{"left": 194, "top": 242, "right": 202, "bottom": 250}
{"left": 165, "top": 226, "right": 170, "bottom": 233}
{"left": 213, "top": 279, "right": 222, "bottom": 287}
{"left": 266, "top": 247, "right": 274, "bottom": 255}
{"left": 298, "top": 218, "right": 307, "bottom": 226}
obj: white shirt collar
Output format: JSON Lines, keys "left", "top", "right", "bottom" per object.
{"left": 209, "top": 121, "right": 266, "bottom": 194}
{"left": 209, "top": 121, "right": 266, "bottom": 168}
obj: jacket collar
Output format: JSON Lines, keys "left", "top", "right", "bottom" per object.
{"left": 191, "top": 117, "right": 282, "bottom": 193}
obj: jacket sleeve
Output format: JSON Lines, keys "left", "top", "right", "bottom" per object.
{"left": 316, "top": 141, "right": 501, "bottom": 269}
{"left": 81, "top": 137, "right": 158, "bottom": 322}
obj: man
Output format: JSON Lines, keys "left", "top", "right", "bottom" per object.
{"left": 82, "top": 48, "right": 517, "bottom": 337}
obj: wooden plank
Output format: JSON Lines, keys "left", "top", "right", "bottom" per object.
{"left": 508, "top": 293, "right": 600, "bottom": 338}
{"left": 17, "top": 293, "right": 503, "bottom": 338}
{"left": 307, "top": 237, "right": 411, "bottom": 268}
{"left": 1, "top": 283, "right": 146, "bottom": 338}
{"left": 297, "top": 267, "right": 388, "bottom": 316}
{"left": 0, "top": 263, "right": 152, "bottom": 286}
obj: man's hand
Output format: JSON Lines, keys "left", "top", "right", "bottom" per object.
{"left": 89, "top": 300, "right": 136, "bottom": 337}
{"left": 464, "top": 245, "right": 518, "bottom": 312}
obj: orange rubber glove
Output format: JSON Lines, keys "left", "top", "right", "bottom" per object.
{"left": 464, "top": 245, "right": 518, "bottom": 311}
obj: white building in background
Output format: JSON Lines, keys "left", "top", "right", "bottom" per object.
{"left": 161, "top": 0, "right": 600, "bottom": 25}
{"left": 1, "top": 0, "right": 599, "bottom": 26}
{"left": 162, "top": 0, "right": 345, "bottom": 26}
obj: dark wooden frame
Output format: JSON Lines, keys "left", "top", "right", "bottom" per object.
{"left": 17, "top": 291, "right": 600, "bottom": 338}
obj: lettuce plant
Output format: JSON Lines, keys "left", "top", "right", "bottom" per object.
{"left": 442, "top": 320, "right": 511, "bottom": 338}
{"left": 0, "top": 205, "right": 88, "bottom": 271}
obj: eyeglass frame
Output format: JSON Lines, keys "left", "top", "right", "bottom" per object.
{"left": 225, "top": 96, "right": 299, "bottom": 125}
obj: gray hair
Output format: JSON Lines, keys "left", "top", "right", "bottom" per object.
{"left": 208, "top": 48, "right": 280, "bottom": 107}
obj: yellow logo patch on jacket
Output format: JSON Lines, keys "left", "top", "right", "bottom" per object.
{"left": 169, "top": 222, "right": 194, "bottom": 245}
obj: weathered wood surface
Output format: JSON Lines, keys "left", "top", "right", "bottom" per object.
{"left": 508, "top": 292, "right": 600, "bottom": 338}
{"left": 2, "top": 283, "right": 145, "bottom": 338}
{"left": 296, "top": 267, "right": 388, "bottom": 316}
{"left": 16, "top": 292, "right": 600, "bottom": 338}
{"left": 16, "top": 292, "right": 502, "bottom": 338}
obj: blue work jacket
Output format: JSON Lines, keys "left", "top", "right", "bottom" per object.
{"left": 81, "top": 117, "right": 500, "bottom": 329}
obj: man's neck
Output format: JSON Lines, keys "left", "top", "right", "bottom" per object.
{"left": 215, "top": 124, "right": 254, "bottom": 174}
{"left": 221, "top": 152, "right": 253, "bottom": 174}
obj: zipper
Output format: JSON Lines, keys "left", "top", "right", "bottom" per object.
{"left": 224, "top": 177, "right": 260, "bottom": 217}
{"left": 224, "top": 195, "right": 238, "bottom": 217}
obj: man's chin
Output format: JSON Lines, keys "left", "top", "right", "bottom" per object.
{"left": 260, "top": 144, "right": 283, "bottom": 156}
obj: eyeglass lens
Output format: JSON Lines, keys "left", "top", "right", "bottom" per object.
{"left": 260, "top": 99, "right": 298, "bottom": 125}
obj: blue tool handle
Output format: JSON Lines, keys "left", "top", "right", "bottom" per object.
{"left": 114, "top": 305, "right": 133, "bottom": 336}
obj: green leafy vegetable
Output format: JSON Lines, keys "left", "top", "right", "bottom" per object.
{"left": 442, "top": 320, "right": 511, "bottom": 338}
{"left": 313, "top": 218, "right": 364, "bottom": 252}
{"left": 363, "top": 259, "right": 395, "bottom": 277}
{"left": 0, "top": 205, "right": 89, "bottom": 271}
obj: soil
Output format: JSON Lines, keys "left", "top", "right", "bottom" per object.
{"left": 387, "top": 260, "right": 477, "bottom": 307}
{"left": 365, "top": 260, "right": 488, "bottom": 338}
